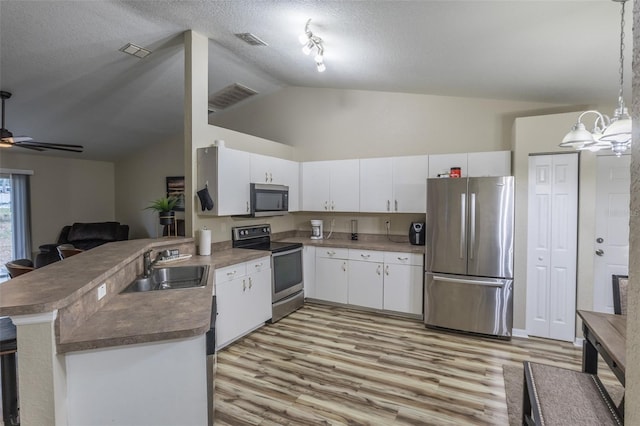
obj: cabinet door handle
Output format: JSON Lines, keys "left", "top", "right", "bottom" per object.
{"left": 269, "top": 173, "right": 273, "bottom": 182}
{"left": 397, "top": 257, "right": 409, "bottom": 261}
{"left": 361, "top": 254, "right": 370, "bottom": 259}
{"left": 248, "top": 277, "right": 253, "bottom": 289}
{"left": 395, "top": 200, "right": 398, "bottom": 211}
{"left": 387, "top": 200, "right": 390, "bottom": 211}
{"left": 265, "top": 172, "right": 269, "bottom": 182}
{"left": 385, "top": 265, "right": 389, "bottom": 276}
{"left": 254, "top": 262, "right": 263, "bottom": 268}
{"left": 246, "top": 201, "right": 250, "bottom": 213}
{"left": 342, "top": 262, "right": 347, "bottom": 272}
{"left": 377, "top": 265, "right": 381, "bottom": 275}
{"left": 242, "top": 279, "right": 246, "bottom": 291}
{"left": 331, "top": 201, "right": 335, "bottom": 210}
{"left": 226, "top": 270, "right": 236, "bottom": 277}
{"left": 324, "top": 201, "right": 328, "bottom": 210}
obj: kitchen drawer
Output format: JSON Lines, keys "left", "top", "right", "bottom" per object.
{"left": 348, "top": 249, "right": 384, "bottom": 263}
{"left": 215, "top": 263, "right": 247, "bottom": 283}
{"left": 384, "top": 251, "right": 423, "bottom": 266}
{"left": 316, "top": 247, "right": 349, "bottom": 259}
{"left": 247, "top": 256, "right": 271, "bottom": 273}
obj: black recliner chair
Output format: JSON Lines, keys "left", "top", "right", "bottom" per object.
{"left": 36, "top": 222, "right": 129, "bottom": 268}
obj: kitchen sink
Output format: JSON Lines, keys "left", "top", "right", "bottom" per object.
{"left": 122, "top": 265, "right": 209, "bottom": 293}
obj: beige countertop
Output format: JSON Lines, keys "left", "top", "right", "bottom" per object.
{"left": 0, "top": 238, "right": 268, "bottom": 353}
{"left": 277, "top": 236, "right": 426, "bottom": 254}
{"left": 0, "top": 234, "right": 422, "bottom": 353}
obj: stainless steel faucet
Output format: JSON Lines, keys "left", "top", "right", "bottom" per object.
{"left": 143, "top": 250, "right": 155, "bottom": 278}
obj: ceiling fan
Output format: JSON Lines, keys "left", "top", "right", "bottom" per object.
{"left": 0, "top": 91, "right": 84, "bottom": 153}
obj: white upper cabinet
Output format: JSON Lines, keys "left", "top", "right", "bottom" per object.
{"left": 467, "top": 151, "right": 511, "bottom": 177}
{"left": 360, "top": 155, "right": 428, "bottom": 213}
{"left": 197, "top": 146, "right": 251, "bottom": 216}
{"left": 301, "top": 159, "right": 359, "bottom": 212}
{"left": 392, "top": 155, "right": 429, "bottom": 213}
{"left": 429, "top": 151, "right": 511, "bottom": 178}
{"left": 250, "top": 153, "right": 295, "bottom": 185}
{"left": 428, "top": 153, "right": 468, "bottom": 178}
{"left": 359, "top": 158, "right": 393, "bottom": 213}
{"left": 282, "top": 159, "right": 300, "bottom": 212}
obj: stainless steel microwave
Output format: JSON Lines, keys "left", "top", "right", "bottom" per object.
{"left": 250, "top": 183, "right": 289, "bottom": 217}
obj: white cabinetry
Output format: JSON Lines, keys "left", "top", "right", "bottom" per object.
{"left": 467, "top": 151, "right": 511, "bottom": 176}
{"left": 301, "top": 160, "right": 359, "bottom": 212}
{"left": 348, "top": 249, "right": 384, "bottom": 309}
{"left": 250, "top": 153, "right": 300, "bottom": 211}
{"left": 315, "top": 248, "right": 349, "bottom": 303}
{"left": 215, "top": 256, "right": 271, "bottom": 349}
{"left": 303, "top": 245, "right": 316, "bottom": 298}
{"left": 382, "top": 252, "right": 424, "bottom": 315}
{"left": 360, "top": 156, "right": 429, "bottom": 213}
{"left": 428, "top": 153, "right": 468, "bottom": 178}
{"left": 429, "top": 151, "right": 511, "bottom": 178}
{"left": 197, "top": 146, "right": 251, "bottom": 216}
{"left": 313, "top": 247, "right": 424, "bottom": 316}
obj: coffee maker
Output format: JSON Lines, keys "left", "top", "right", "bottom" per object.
{"left": 310, "top": 220, "right": 323, "bottom": 240}
{"left": 409, "top": 222, "right": 425, "bottom": 245}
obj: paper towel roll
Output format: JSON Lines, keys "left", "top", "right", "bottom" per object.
{"left": 198, "top": 228, "right": 211, "bottom": 256}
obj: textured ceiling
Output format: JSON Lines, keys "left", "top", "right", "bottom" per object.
{"left": 0, "top": 0, "right": 633, "bottom": 160}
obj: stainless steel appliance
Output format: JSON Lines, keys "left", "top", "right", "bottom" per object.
{"left": 249, "top": 183, "right": 289, "bottom": 217}
{"left": 232, "top": 224, "right": 304, "bottom": 322}
{"left": 424, "top": 176, "right": 514, "bottom": 338}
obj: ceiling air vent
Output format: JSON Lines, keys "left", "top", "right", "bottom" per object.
{"left": 208, "top": 83, "right": 258, "bottom": 112}
{"left": 234, "top": 33, "right": 268, "bottom": 46}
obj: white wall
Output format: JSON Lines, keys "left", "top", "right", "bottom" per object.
{"left": 115, "top": 136, "right": 185, "bottom": 239}
{"left": 0, "top": 151, "right": 115, "bottom": 256}
{"left": 210, "top": 86, "right": 578, "bottom": 161}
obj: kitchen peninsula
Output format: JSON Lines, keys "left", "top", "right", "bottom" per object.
{"left": 0, "top": 237, "right": 265, "bottom": 426}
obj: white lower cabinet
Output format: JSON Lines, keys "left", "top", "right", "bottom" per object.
{"left": 215, "top": 256, "right": 271, "bottom": 349}
{"left": 314, "top": 247, "right": 424, "bottom": 315}
{"left": 348, "top": 249, "right": 384, "bottom": 309}
{"left": 382, "top": 252, "right": 424, "bottom": 315}
{"left": 315, "top": 248, "right": 349, "bottom": 303}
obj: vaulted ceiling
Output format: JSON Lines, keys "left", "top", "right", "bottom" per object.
{"left": 0, "top": 0, "right": 632, "bottom": 160}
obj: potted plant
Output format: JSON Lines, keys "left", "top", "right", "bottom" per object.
{"left": 145, "top": 196, "right": 178, "bottom": 226}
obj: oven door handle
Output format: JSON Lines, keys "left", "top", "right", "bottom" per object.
{"left": 271, "top": 246, "right": 303, "bottom": 257}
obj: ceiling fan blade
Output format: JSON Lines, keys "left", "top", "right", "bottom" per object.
{"left": 14, "top": 141, "right": 84, "bottom": 152}
{"left": 24, "top": 142, "right": 83, "bottom": 149}
{"left": 7, "top": 143, "right": 45, "bottom": 152}
{"left": 11, "top": 136, "right": 33, "bottom": 143}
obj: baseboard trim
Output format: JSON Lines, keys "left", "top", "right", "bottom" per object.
{"left": 512, "top": 328, "right": 529, "bottom": 339}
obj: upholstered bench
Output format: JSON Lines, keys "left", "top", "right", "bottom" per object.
{"left": 522, "top": 361, "right": 623, "bottom": 425}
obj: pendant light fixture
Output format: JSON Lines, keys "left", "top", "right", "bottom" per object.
{"left": 560, "top": 0, "right": 631, "bottom": 157}
{"left": 298, "top": 19, "right": 326, "bottom": 73}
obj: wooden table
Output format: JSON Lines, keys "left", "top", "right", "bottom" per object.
{"left": 577, "top": 310, "right": 626, "bottom": 385}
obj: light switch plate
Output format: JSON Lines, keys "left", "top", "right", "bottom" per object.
{"left": 98, "top": 283, "right": 107, "bottom": 300}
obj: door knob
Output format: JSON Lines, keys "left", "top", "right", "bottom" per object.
{"left": 595, "top": 249, "right": 604, "bottom": 256}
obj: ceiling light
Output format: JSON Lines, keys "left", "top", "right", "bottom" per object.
{"left": 119, "top": 43, "right": 152, "bottom": 59}
{"left": 298, "top": 19, "right": 326, "bottom": 73}
{"left": 560, "top": 0, "right": 631, "bottom": 157}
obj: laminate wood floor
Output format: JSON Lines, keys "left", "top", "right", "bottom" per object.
{"left": 213, "top": 303, "right": 589, "bottom": 425}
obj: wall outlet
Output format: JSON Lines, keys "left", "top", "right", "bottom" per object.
{"left": 97, "top": 283, "right": 107, "bottom": 300}
{"left": 385, "top": 219, "right": 391, "bottom": 230}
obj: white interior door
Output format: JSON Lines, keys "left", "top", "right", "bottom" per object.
{"left": 526, "top": 153, "right": 578, "bottom": 342}
{"left": 593, "top": 155, "right": 630, "bottom": 313}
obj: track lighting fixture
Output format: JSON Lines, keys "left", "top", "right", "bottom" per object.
{"left": 298, "top": 19, "right": 326, "bottom": 73}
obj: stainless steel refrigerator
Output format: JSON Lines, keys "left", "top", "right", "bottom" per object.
{"left": 424, "top": 176, "right": 514, "bottom": 338}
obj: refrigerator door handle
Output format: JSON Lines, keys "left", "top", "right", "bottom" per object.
{"left": 460, "top": 193, "right": 466, "bottom": 259}
{"left": 432, "top": 274, "right": 506, "bottom": 287}
{"left": 470, "top": 192, "right": 476, "bottom": 260}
